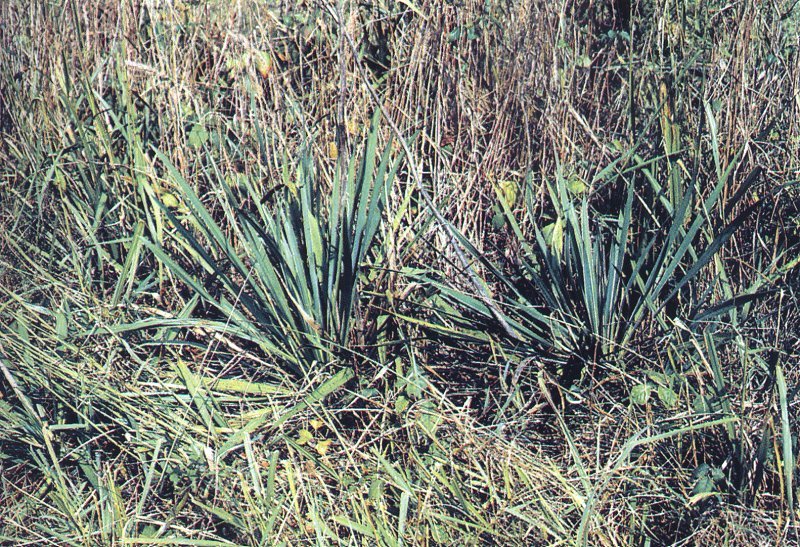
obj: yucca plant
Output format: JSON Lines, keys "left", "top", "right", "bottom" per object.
{"left": 424, "top": 107, "right": 769, "bottom": 390}
{"left": 147, "top": 111, "right": 402, "bottom": 376}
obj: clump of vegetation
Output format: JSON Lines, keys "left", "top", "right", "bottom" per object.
{"left": 1, "top": 0, "right": 799, "bottom": 544}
